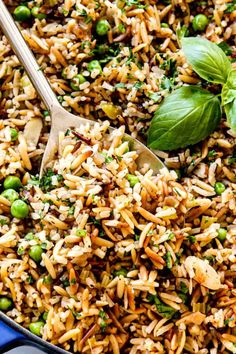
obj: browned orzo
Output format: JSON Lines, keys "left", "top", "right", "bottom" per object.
{"left": 0, "top": 0, "right": 236, "bottom": 353}
{"left": 0, "top": 121, "right": 236, "bottom": 353}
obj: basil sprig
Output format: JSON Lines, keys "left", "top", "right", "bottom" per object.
{"left": 148, "top": 37, "right": 235, "bottom": 151}
{"left": 222, "top": 70, "right": 236, "bottom": 132}
{"left": 182, "top": 37, "right": 231, "bottom": 84}
{"left": 147, "top": 86, "right": 221, "bottom": 150}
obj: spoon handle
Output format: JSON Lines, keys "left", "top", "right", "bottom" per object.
{"left": 0, "top": 0, "right": 60, "bottom": 112}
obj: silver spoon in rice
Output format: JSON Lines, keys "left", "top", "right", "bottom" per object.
{"left": 0, "top": 1, "right": 165, "bottom": 176}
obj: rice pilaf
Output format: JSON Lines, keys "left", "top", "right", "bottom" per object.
{"left": 0, "top": 0, "right": 236, "bottom": 353}
{"left": 0, "top": 120, "right": 235, "bottom": 353}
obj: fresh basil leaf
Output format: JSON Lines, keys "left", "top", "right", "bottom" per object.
{"left": 222, "top": 86, "right": 236, "bottom": 106}
{"left": 225, "top": 69, "right": 236, "bottom": 87}
{"left": 224, "top": 99, "right": 236, "bottom": 132}
{"left": 147, "top": 86, "right": 221, "bottom": 150}
{"left": 182, "top": 37, "right": 231, "bottom": 84}
{"left": 222, "top": 87, "right": 236, "bottom": 106}
{"left": 222, "top": 70, "right": 236, "bottom": 106}
{"left": 222, "top": 70, "right": 236, "bottom": 133}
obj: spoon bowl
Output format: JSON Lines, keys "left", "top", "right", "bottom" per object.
{"left": 0, "top": 0, "right": 165, "bottom": 177}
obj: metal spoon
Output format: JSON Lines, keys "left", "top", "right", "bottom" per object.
{"left": 0, "top": 0, "right": 165, "bottom": 176}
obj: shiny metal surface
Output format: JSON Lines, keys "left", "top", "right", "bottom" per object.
{"left": 7, "top": 346, "right": 43, "bottom": 354}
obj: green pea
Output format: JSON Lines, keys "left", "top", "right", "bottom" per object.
{"left": 127, "top": 174, "right": 139, "bottom": 187}
{"left": 43, "top": 110, "right": 49, "bottom": 117}
{"left": 29, "top": 321, "right": 44, "bottom": 336}
{"left": 214, "top": 182, "right": 226, "bottom": 195}
{"left": 217, "top": 228, "right": 227, "bottom": 242}
{"left": 161, "top": 23, "right": 169, "bottom": 28}
{"left": 192, "top": 14, "right": 208, "bottom": 32}
{"left": 87, "top": 60, "right": 102, "bottom": 75}
{"left": 96, "top": 19, "right": 110, "bottom": 36}
{"left": 1, "top": 189, "right": 19, "bottom": 203}
{"left": 31, "top": 7, "right": 47, "bottom": 20}
{"left": 11, "top": 200, "right": 29, "bottom": 219}
{"left": 13, "top": 5, "right": 31, "bottom": 22}
{"left": 42, "top": 312, "right": 48, "bottom": 321}
{"left": 29, "top": 245, "right": 43, "bottom": 263}
{"left": 3, "top": 176, "right": 22, "bottom": 190}
{"left": 0, "top": 297, "right": 13, "bottom": 311}
{"left": 10, "top": 128, "right": 18, "bottom": 141}
{"left": 70, "top": 74, "right": 86, "bottom": 91}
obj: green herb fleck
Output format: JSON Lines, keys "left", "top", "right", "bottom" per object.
{"left": 76, "top": 229, "right": 87, "bottom": 237}
{"left": 115, "top": 82, "right": 126, "bottom": 89}
{"left": 27, "top": 275, "right": 34, "bottom": 284}
{"left": 81, "top": 40, "right": 91, "bottom": 50}
{"left": 208, "top": 149, "right": 217, "bottom": 157}
{"left": 0, "top": 218, "right": 8, "bottom": 226}
{"left": 113, "top": 268, "right": 128, "bottom": 277}
{"left": 99, "top": 310, "right": 108, "bottom": 332}
{"left": 180, "top": 281, "right": 188, "bottom": 294}
{"left": 134, "top": 81, "right": 144, "bottom": 90}
{"left": 125, "top": 0, "right": 147, "bottom": 9}
{"left": 225, "top": 1, "right": 236, "bottom": 13}
{"left": 164, "top": 251, "right": 172, "bottom": 269}
{"left": 40, "top": 169, "right": 63, "bottom": 192}
{"left": 62, "top": 278, "right": 70, "bottom": 288}
{"left": 187, "top": 235, "right": 196, "bottom": 244}
{"left": 25, "top": 232, "right": 35, "bottom": 241}
{"left": 41, "top": 242, "right": 47, "bottom": 250}
{"left": 101, "top": 152, "right": 114, "bottom": 164}
{"left": 68, "top": 206, "right": 75, "bottom": 216}
{"left": 168, "top": 232, "right": 175, "bottom": 240}
{"left": 178, "top": 292, "right": 187, "bottom": 303}
{"left": 17, "top": 246, "right": 25, "bottom": 256}
{"left": 148, "top": 92, "right": 161, "bottom": 102}
{"left": 118, "top": 24, "right": 126, "bottom": 33}
{"left": 148, "top": 295, "right": 177, "bottom": 318}
{"left": 160, "top": 76, "right": 174, "bottom": 91}
{"left": 43, "top": 275, "right": 52, "bottom": 284}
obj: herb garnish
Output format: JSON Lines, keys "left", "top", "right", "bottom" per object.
{"left": 224, "top": 0, "right": 236, "bottom": 13}
{"left": 182, "top": 37, "right": 231, "bottom": 84}
{"left": 148, "top": 295, "right": 177, "bottom": 318}
{"left": 0, "top": 218, "right": 8, "bottom": 226}
{"left": 40, "top": 169, "right": 63, "bottom": 192}
{"left": 99, "top": 310, "right": 108, "bottom": 332}
{"left": 187, "top": 235, "right": 196, "bottom": 244}
{"left": 160, "top": 76, "right": 174, "bottom": 91}
{"left": 79, "top": 9, "right": 92, "bottom": 24}
{"left": 148, "top": 37, "right": 236, "bottom": 151}
{"left": 148, "top": 86, "right": 221, "bottom": 150}
{"left": 221, "top": 70, "right": 236, "bottom": 132}
{"left": 125, "top": 0, "right": 147, "bottom": 9}
{"left": 164, "top": 251, "right": 172, "bottom": 269}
